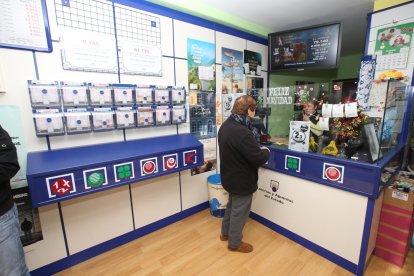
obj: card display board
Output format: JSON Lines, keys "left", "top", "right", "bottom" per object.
{"left": 55, "top": 0, "right": 162, "bottom": 75}
{"left": 54, "top": 0, "right": 115, "bottom": 35}
{"left": 55, "top": 0, "right": 116, "bottom": 73}
{"left": 115, "top": 3, "right": 162, "bottom": 75}
{"left": 114, "top": 3, "right": 161, "bottom": 47}
{"left": 0, "top": 0, "right": 52, "bottom": 52}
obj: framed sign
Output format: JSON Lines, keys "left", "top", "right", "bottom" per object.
{"left": 61, "top": 29, "right": 118, "bottom": 73}
{"left": 288, "top": 121, "right": 310, "bottom": 152}
{"left": 119, "top": 40, "right": 162, "bottom": 76}
{"left": 0, "top": 0, "right": 52, "bottom": 52}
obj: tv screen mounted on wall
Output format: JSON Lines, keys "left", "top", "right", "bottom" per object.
{"left": 269, "top": 22, "right": 342, "bottom": 71}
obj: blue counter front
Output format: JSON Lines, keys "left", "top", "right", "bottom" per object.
{"left": 262, "top": 143, "right": 404, "bottom": 199}
{"left": 250, "top": 144, "right": 404, "bottom": 276}
{"left": 26, "top": 134, "right": 204, "bottom": 207}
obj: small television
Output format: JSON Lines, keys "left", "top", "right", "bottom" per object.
{"left": 269, "top": 22, "right": 342, "bottom": 71}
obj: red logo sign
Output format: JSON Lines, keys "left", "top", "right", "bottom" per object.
{"left": 51, "top": 178, "right": 73, "bottom": 195}
{"left": 325, "top": 167, "right": 341, "bottom": 181}
{"left": 143, "top": 161, "right": 156, "bottom": 174}
{"left": 184, "top": 152, "right": 197, "bottom": 165}
{"left": 165, "top": 157, "right": 177, "bottom": 170}
{"left": 322, "top": 163, "right": 344, "bottom": 183}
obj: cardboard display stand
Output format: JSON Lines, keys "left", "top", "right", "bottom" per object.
{"left": 375, "top": 174, "right": 414, "bottom": 267}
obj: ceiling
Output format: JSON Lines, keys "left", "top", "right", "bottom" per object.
{"left": 145, "top": 0, "right": 375, "bottom": 55}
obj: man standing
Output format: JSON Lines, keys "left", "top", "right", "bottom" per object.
{"left": 0, "top": 124, "right": 31, "bottom": 276}
{"left": 218, "top": 95, "right": 270, "bottom": 253}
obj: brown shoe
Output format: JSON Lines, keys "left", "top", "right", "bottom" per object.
{"left": 220, "top": 234, "right": 228, "bottom": 241}
{"left": 228, "top": 242, "right": 253, "bottom": 253}
{"left": 220, "top": 234, "right": 242, "bottom": 241}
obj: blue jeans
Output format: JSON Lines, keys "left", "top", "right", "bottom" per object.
{"left": 0, "top": 204, "right": 30, "bottom": 276}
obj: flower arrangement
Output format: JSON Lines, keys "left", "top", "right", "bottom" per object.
{"left": 378, "top": 69, "right": 404, "bottom": 80}
{"left": 330, "top": 111, "right": 370, "bottom": 144}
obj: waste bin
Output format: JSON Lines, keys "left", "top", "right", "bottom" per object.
{"left": 207, "top": 174, "right": 228, "bottom": 218}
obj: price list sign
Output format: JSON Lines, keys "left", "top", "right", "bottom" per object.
{"left": 310, "top": 38, "right": 330, "bottom": 62}
{"left": 308, "top": 26, "right": 339, "bottom": 66}
{"left": 0, "top": 0, "right": 52, "bottom": 52}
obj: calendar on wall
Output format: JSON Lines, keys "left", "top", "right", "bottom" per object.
{"left": 374, "top": 22, "right": 414, "bottom": 70}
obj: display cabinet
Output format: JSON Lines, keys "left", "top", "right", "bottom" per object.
{"left": 250, "top": 80, "right": 413, "bottom": 275}
{"left": 264, "top": 80, "right": 411, "bottom": 160}
{"left": 259, "top": 80, "right": 412, "bottom": 195}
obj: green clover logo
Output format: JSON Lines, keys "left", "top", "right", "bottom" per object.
{"left": 117, "top": 165, "right": 132, "bottom": 179}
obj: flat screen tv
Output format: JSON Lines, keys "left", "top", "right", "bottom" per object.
{"left": 269, "top": 22, "right": 342, "bottom": 71}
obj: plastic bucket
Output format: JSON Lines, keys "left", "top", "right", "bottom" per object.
{"left": 207, "top": 174, "right": 228, "bottom": 218}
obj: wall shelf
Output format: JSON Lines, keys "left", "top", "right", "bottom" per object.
{"left": 27, "top": 134, "right": 204, "bottom": 207}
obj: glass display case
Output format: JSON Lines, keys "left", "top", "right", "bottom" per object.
{"left": 260, "top": 79, "right": 411, "bottom": 165}
{"left": 251, "top": 79, "right": 413, "bottom": 199}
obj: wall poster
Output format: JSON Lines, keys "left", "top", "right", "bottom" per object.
{"left": 244, "top": 50, "right": 262, "bottom": 76}
{"left": 187, "top": 38, "right": 216, "bottom": 91}
{"left": 191, "top": 138, "right": 217, "bottom": 176}
{"left": 222, "top": 93, "right": 244, "bottom": 120}
{"left": 187, "top": 39, "right": 217, "bottom": 175}
{"left": 222, "top": 47, "right": 244, "bottom": 94}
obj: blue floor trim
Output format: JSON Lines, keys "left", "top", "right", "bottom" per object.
{"left": 30, "top": 202, "right": 209, "bottom": 276}
{"left": 249, "top": 212, "right": 358, "bottom": 274}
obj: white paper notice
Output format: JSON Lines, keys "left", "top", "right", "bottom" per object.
{"left": 198, "top": 66, "right": 214, "bottom": 80}
{"left": 368, "top": 81, "right": 387, "bottom": 107}
{"left": 244, "top": 63, "right": 249, "bottom": 74}
{"left": 256, "top": 65, "right": 262, "bottom": 76}
{"left": 332, "top": 104, "right": 344, "bottom": 118}
{"left": 120, "top": 40, "right": 162, "bottom": 76}
{"left": 319, "top": 117, "right": 330, "bottom": 131}
{"left": 61, "top": 28, "right": 118, "bottom": 72}
{"left": 344, "top": 102, "right": 358, "bottom": 118}
{"left": 322, "top": 104, "right": 332, "bottom": 118}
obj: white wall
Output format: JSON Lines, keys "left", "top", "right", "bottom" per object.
{"left": 0, "top": 0, "right": 267, "bottom": 271}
